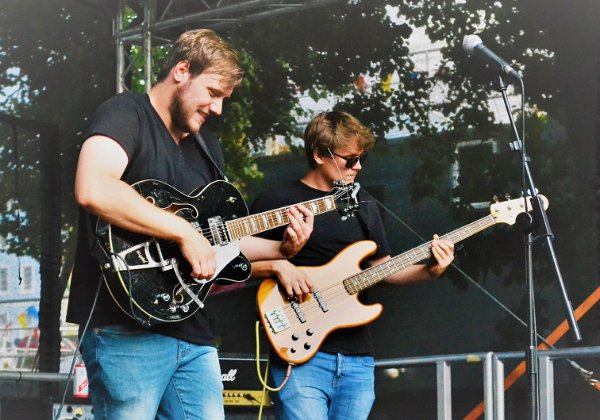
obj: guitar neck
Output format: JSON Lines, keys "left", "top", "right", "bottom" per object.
{"left": 344, "top": 214, "right": 497, "bottom": 294}
{"left": 226, "top": 196, "right": 338, "bottom": 241}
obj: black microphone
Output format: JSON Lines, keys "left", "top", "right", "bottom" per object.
{"left": 462, "top": 34, "right": 522, "bottom": 79}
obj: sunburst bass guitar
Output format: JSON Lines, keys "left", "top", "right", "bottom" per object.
{"left": 257, "top": 195, "right": 548, "bottom": 364}
{"left": 95, "top": 179, "right": 360, "bottom": 326}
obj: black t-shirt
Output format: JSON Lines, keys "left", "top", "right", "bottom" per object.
{"left": 251, "top": 179, "right": 390, "bottom": 355}
{"left": 66, "top": 93, "right": 225, "bottom": 346}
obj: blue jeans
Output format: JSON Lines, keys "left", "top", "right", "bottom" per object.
{"left": 270, "top": 352, "right": 375, "bottom": 420}
{"left": 79, "top": 325, "right": 224, "bottom": 420}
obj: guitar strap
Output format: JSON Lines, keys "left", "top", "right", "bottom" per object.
{"left": 192, "top": 131, "right": 226, "bottom": 181}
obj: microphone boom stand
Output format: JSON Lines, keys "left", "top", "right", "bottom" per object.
{"left": 497, "top": 74, "right": 581, "bottom": 419}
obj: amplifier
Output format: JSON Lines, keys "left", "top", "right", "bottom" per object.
{"left": 220, "top": 353, "right": 272, "bottom": 407}
{"left": 53, "top": 401, "right": 94, "bottom": 420}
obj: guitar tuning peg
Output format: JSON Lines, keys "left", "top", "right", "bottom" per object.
{"left": 504, "top": 193, "right": 511, "bottom": 200}
{"left": 524, "top": 188, "right": 538, "bottom": 196}
{"left": 492, "top": 195, "right": 500, "bottom": 203}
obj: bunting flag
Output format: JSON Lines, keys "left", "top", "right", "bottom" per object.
{"left": 409, "top": 70, "right": 421, "bottom": 80}
{"left": 26, "top": 305, "right": 39, "bottom": 320}
{"left": 17, "top": 312, "right": 27, "bottom": 328}
{"left": 380, "top": 73, "right": 393, "bottom": 93}
{"left": 354, "top": 75, "right": 367, "bottom": 94}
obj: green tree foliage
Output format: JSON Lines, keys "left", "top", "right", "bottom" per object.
{"left": 0, "top": 0, "right": 598, "bottom": 355}
{"left": 225, "top": 1, "right": 431, "bottom": 142}
{"left": 0, "top": 0, "right": 115, "bottom": 258}
{"left": 397, "top": 0, "right": 599, "bottom": 346}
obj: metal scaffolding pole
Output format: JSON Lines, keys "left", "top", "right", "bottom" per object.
{"left": 112, "top": 0, "right": 345, "bottom": 93}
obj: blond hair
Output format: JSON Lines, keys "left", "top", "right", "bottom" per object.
{"left": 158, "top": 29, "right": 243, "bottom": 86}
{"left": 304, "top": 111, "right": 375, "bottom": 168}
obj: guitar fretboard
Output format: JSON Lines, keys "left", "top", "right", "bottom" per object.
{"left": 344, "top": 215, "right": 497, "bottom": 294}
{"left": 226, "top": 196, "right": 337, "bottom": 241}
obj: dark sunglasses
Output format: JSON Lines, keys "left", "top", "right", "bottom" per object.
{"left": 328, "top": 150, "right": 369, "bottom": 168}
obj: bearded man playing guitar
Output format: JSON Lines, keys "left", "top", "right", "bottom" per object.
{"left": 251, "top": 111, "right": 455, "bottom": 420}
{"left": 67, "top": 30, "right": 313, "bottom": 420}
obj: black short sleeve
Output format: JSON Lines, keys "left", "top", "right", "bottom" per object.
{"left": 84, "top": 93, "right": 143, "bottom": 159}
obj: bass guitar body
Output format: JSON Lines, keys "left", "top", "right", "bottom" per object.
{"left": 257, "top": 240, "right": 382, "bottom": 364}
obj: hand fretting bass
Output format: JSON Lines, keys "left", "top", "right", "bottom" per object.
{"left": 257, "top": 195, "right": 548, "bottom": 364}
{"left": 95, "top": 179, "right": 360, "bottom": 326}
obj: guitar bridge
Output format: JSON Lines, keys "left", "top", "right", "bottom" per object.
{"left": 208, "top": 216, "right": 229, "bottom": 246}
{"left": 264, "top": 307, "right": 290, "bottom": 333}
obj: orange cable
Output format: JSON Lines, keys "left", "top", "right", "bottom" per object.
{"left": 464, "top": 286, "right": 600, "bottom": 420}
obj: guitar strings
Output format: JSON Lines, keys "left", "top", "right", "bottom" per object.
{"left": 131, "top": 187, "right": 356, "bottom": 302}
{"left": 224, "top": 188, "right": 349, "bottom": 240}
{"left": 273, "top": 247, "right": 436, "bottom": 321}
{"left": 154, "top": 187, "right": 350, "bottom": 246}
{"left": 272, "top": 215, "right": 499, "bottom": 322}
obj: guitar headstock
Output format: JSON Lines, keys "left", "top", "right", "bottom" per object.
{"left": 491, "top": 195, "right": 549, "bottom": 225}
{"left": 332, "top": 181, "right": 361, "bottom": 218}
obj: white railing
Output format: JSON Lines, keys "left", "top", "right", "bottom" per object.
{"left": 374, "top": 346, "right": 600, "bottom": 420}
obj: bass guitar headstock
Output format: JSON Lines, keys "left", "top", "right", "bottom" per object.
{"left": 491, "top": 195, "right": 549, "bottom": 225}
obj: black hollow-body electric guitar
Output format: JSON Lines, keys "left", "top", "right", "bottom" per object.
{"left": 94, "top": 179, "right": 360, "bottom": 326}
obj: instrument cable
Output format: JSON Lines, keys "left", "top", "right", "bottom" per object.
{"left": 254, "top": 320, "right": 293, "bottom": 419}
{"left": 254, "top": 320, "right": 292, "bottom": 392}
{"left": 255, "top": 321, "right": 294, "bottom": 420}
{"left": 53, "top": 270, "right": 103, "bottom": 420}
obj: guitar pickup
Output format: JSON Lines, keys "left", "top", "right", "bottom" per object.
{"left": 264, "top": 307, "right": 291, "bottom": 333}
{"left": 290, "top": 301, "right": 306, "bottom": 323}
{"left": 313, "top": 290, "right": 329, "bottom": 313}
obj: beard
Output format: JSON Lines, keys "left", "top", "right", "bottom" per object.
{"left": 169, "top": 85, "right": 198, "bottom": 134}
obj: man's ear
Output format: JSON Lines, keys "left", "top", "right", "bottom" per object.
{"left": 313, "top": 151, "right": 326, "bottom": 165}
{"left": 172, "top": 60, "right": 191, "bottom": 83}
